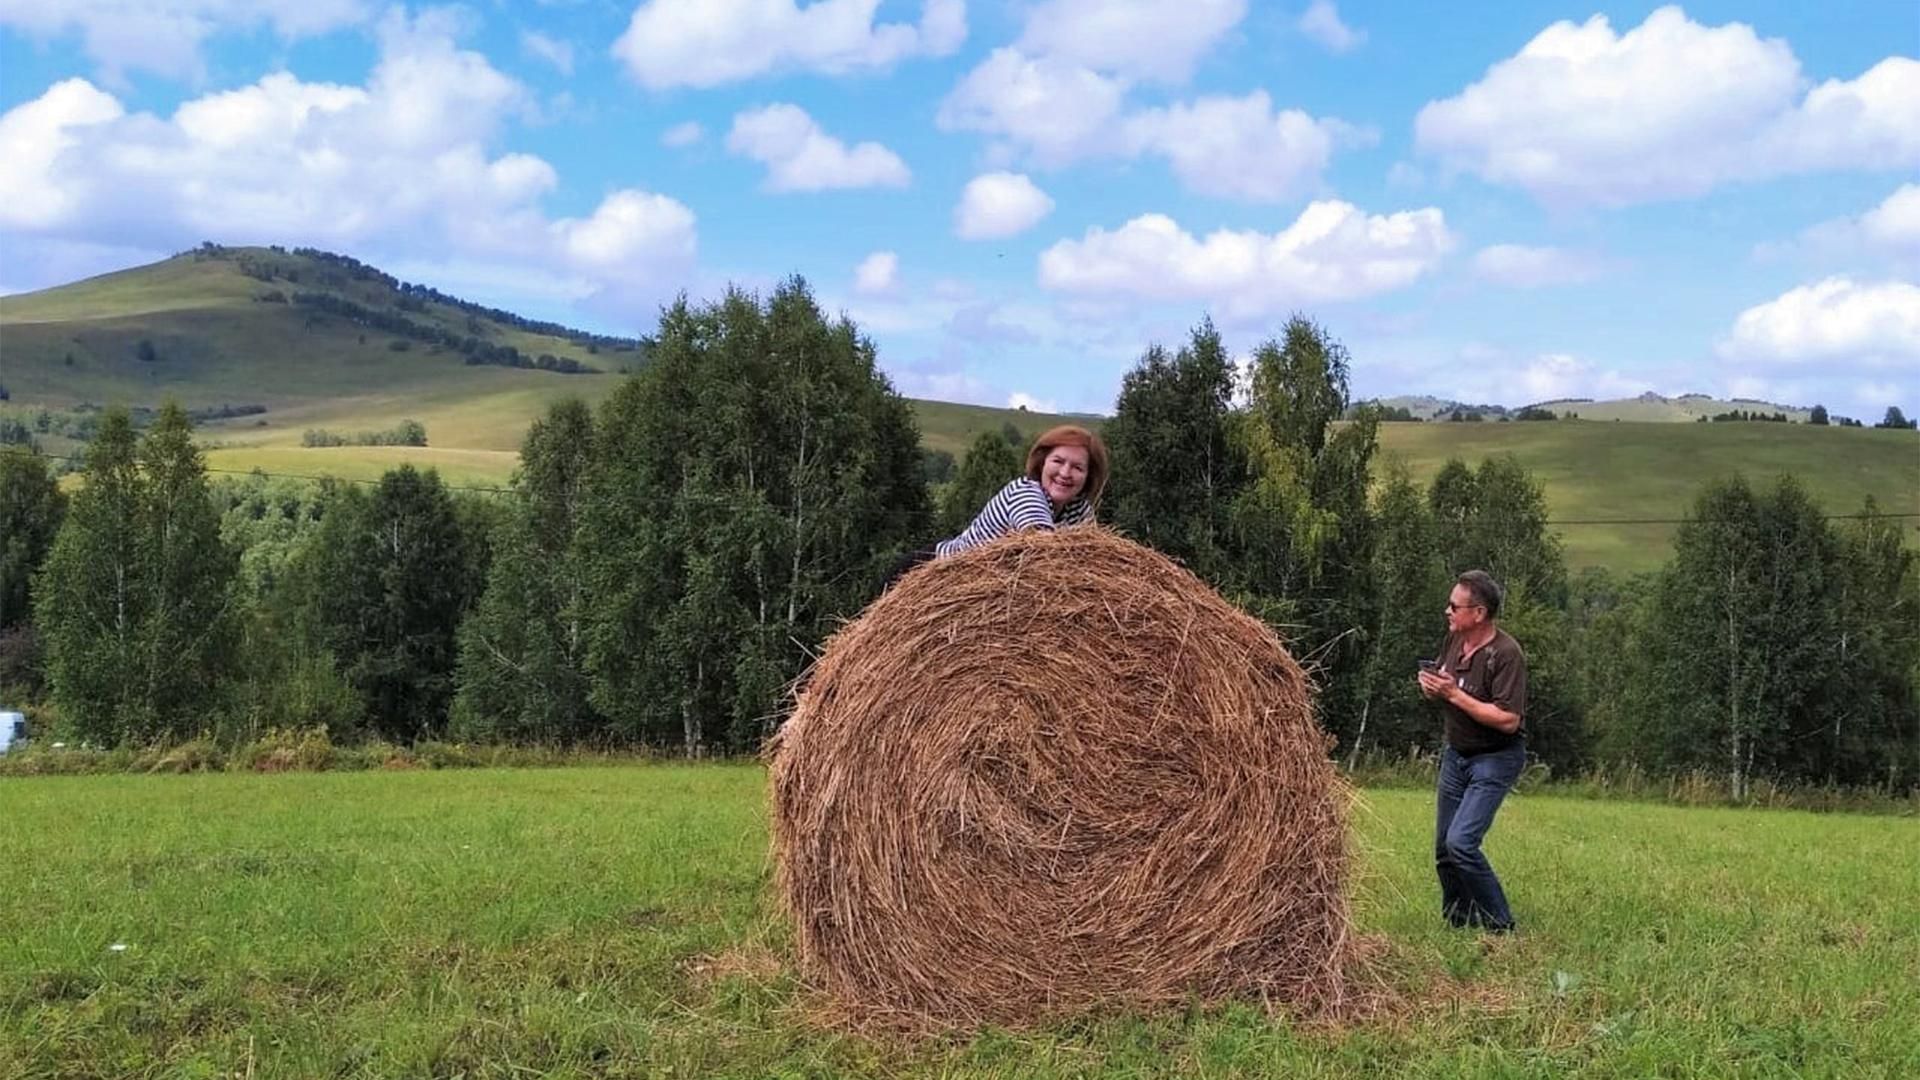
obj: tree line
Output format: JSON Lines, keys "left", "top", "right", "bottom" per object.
{"left": 1, "top": 288, "right": 1914, "bottom": 795}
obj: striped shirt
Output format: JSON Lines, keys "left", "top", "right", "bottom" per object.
{"left": 935, "top": 477, "right": 1094, "bottom": 558}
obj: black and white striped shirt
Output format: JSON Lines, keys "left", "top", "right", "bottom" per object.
{"left": 935, "top": 477, "right": 1094, "bottom": 558}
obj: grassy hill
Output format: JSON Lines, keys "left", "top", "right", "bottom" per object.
{"left": 5, "top": 247, "right": 1914, "bottom": 573}
{"left": 1375, "top": 420, "right": 1918, "bottom": 572}
{"left": 0, "top": 246, "right": 1084, "bottom": 467}
{"left": 1369, "top": 392, "right": 1821, "bottom": 423}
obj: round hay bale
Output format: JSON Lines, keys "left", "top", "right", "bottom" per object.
{"left": 769, "top": 527, "right": 1353, "bottom": 1029}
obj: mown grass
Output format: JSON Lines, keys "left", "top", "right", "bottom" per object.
{"left": 3, "top": 765, "right": 1914, "bottom": 1078}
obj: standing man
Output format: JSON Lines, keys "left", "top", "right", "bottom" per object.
{"left": 1418, "top": 570, "right": 1528, "bottom": 934}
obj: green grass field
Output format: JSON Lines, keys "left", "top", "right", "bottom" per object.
{"left": 1375, "top": 421, "right": 1920, "bottom": 573}
{"left": 3, "top": 766, "right": 1914, "bottom": 1078}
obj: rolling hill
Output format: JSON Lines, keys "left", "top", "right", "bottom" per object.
{"left": 4, "top": 246, "right": 1915, "bottom": 573}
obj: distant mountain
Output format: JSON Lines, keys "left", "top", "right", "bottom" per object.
{"left": 0, "top": 244, "right": 1084, "bottom": 458}
{"left": 0, "top": 243, "right": 649, "bottom": 409}
{"left": 1359, "top": 391, "right": 1817, "bottom": 423}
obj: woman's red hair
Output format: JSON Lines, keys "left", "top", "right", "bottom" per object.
{"left": 1025, "top": 424, "right": 1109, "bottom": 507}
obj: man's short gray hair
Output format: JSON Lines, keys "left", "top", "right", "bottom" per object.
{"left": 1457, "top": 570, "right": 1503, "bottom": 619}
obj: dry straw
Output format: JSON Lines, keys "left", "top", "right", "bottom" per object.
{"left": 769, "top": 527, "right": 1355, "bottom": 1030}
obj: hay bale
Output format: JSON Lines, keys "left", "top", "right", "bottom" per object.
{"left": 769, "top": 527, "right": 1353, "bottom": 1030}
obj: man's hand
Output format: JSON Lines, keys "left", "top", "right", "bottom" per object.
{"left": 1417, "top": 670, "right": 1454, "bottom": 700}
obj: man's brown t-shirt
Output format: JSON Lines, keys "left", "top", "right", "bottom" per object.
{"left": 1437, "top": 628, "right": 1528, "bottom": 754}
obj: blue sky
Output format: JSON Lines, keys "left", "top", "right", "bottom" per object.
{"left": 2, "top": 1, "right": 1915, "bottom": 417}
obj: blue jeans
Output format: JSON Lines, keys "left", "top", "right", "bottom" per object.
{"left": 1435, "top": 743, "right": 1525, "bottom": 930}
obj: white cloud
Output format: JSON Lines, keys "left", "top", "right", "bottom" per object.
{"left": 954, "top": 172, "right": 1053, "bottom": 240}
{"left": 1767, "top": 184, "right": 1920, "bottom": 261}
{"left": 1008, "top": 391, "right": 1058, "bottom": 412}
{"left": 660, "top": 121, "right": 703, "bottom": 148}
{"left": 0, "top": 0, "right": 369, "bottom": 81}
{"left": 0, "top": 78, "right": 125, "bottom": 229}
{"left": 939, "top": 53, "right": 1359, "bottom": 197}
{"left": 612, "top": 0, "right": 965, "bottom": 90}
{"left": 1016, "top": 0, "right": 1246, "bottom": 84}
{"left": 725, "top": 103, "right": 910, "bottom": 192}
{"left": 1298, "top": 0, "right": 1364, "bottom": 54}
{"left": 1122, "top": 91, "right": 1371, "bottom": 202}
{"left": 1415, "top": 7, "right": 1920, "bottom": 206}
{"left": 937, "top": 48, "right": 1129, "bottom": 167}
{"left": 0, "top": 19, "right": 696, "bottom": 301}
{"left": 854, "top": 251, "right": 899, "bottom": 295}
{"left": 1509, "top": 354, "right": 1652, "bottom": 402}
{"left": 890, "top": 366, "right": 1000, "bottom": 407}
{"left": 1861, "top": 185, "right": 1920, "bottom": 253}
{"left": 1719, "top": 277, "right": 1920, "bottom": 368}
{"left": 553, "top": 190, "right": 696, "bottom": 275}
{"left": 1472, "top": 244, "right": 1608, "bottom": 288}
{"left": 1038, "top": 200, "right": 1455, "bottom": 320}
{"left": 521, "top": 30, "right": 575, "bottom": 75}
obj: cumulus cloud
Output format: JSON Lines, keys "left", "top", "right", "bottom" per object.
{"left": 1764, "top": 184, "right": 1920, "bottom": 261}
{"left": 854, "top": 251, "right": 899, "bottom": 295}
{"left": 1008, "top": 391, "right": 1058, "bottom": 412}
{"left": 1719, "top": 277, "right": 1920, "bottom": 368}
{"left": 0, "top": 17, "right": 696, "bottom": 301}
{"left": 1415, "top": 6, "right": 1920, "bottom": 206}
{"left": 937, "top": 48, "right": 1129, "bottom": 167}
{"left": 1508, "top": 354, "right": 1652, "bottom": 401}
{"left": 1298, "top": 0, "right": 1364, "bottom": 54}
{"left": 660, "top": 120, "right": 703, "bottom": 148}
{"left": 0, "top": 0, "right": 369, "bottom": 82}
{"left": 937, "top": 2, "right": 1359, "bottom": 200}
{"left": 1015, "top": 0, "right": 1246, "bottom": 84}
{"left": 1472, "top": 244, "right": 1609, "bottom": 287}
{"left": 1038, "top": 200, "right": 1455, "bottom": 320}
{"left": 521, "top": 30, "right": 574, "bottom": 75}
{"left": 954, "top": 172, "right": 1054, "bottom": 240}
{"left": 1122, "top": 91, "right": 1372, "bottom": 202}
{"left": 726, "top": 103, "right": 910, "bottom": 192}
{"left": 612, "top": 0, "right": 965, "bottom": 89}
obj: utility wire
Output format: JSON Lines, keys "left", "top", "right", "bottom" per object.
{"left": 17, "top": 448, "right": 1920, "bottom": 526}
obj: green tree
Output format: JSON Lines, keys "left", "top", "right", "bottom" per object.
{"left": 1351, "top": 460, "right": 1446, "bottom": 761}
{"left": 1638, "top": 475, "right": 1835, "bottom": 797}
{"left": 1809, "top": 498, "right": 1920, "bottom": 788}
{"left": 0, "top": 447, "right": 66, "bottom": 630}
{"left": 38, "top": 406, "right": 236, "bottom": 743}
{"left": 453, "top": 399, "right": 603, "bottom": 744}
{"left": 1104, "top": 319, "right": 1246, "bottom": 580}
{"left": 1809, "top": 404, "right": 1829, "bottom": 426}
{"left": 1231, "top": 316, "right": 1379, "bottom": 744}
{"left": 209, "top": 474, "right": 362, "bottom": 740}
{"left": 135, "top": 403, "right": 240, "bottom": 738}
{"left": 939, "top": 430, "right": 1023, "bottom": 537}
{"left": 582, "top": 281, "right": 930, "bottom": 754}
{"left": 291, "top": 467, "right": 484, "bottom": 741}
{"left": 1877, "top": 406, "right": 1912, "bottom": 429}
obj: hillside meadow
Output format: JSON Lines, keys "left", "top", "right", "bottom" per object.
{"left": 185, "top": 419, "right": 1920, "bottom": 575}
{"left": 2, "top": 764, "right": 1915, "bottom": 1078}
{"left": 6, "top": 247, "right": 1916, "bottom": 575}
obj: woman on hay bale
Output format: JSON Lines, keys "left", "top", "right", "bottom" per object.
{"left": 890, "top": 425, "right": 1109, "bottom": 583}
{"left": 938, "top": 424, "right": 1109, "bottom": 557}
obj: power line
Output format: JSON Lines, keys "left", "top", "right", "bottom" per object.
{"left": 19, "top": 448, "right": 1920, "bottom": 526}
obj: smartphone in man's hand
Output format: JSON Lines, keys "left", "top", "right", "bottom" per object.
{"left": 1417, "top": 659, "right": 1440, "bottom": 674}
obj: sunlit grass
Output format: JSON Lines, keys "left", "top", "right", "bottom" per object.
{"left": 3, "top": 766, "right": 1914, "bottom": 1078}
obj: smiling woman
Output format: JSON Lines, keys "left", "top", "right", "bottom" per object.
{"left": 931, "top": 424, "right": 1109, "bottom": 560}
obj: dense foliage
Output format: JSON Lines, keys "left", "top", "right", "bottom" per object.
{"left": 5, "top": 298, "right": 1915, "bottom": 796}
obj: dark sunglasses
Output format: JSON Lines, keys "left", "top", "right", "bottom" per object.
{"left": 1444, "top": 602, "right": 1485, "bottom": 613}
